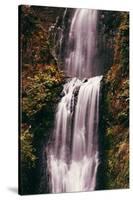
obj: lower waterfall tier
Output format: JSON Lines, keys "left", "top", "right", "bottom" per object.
{"left": 47, "top": 76, "right": 102, "bottom": 193}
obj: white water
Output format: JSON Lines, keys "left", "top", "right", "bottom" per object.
{"left": 47, "top": 9, "right": 102, "bottom": 193}
{"left": 65, "top": 9, "right": 98, "bottom": 78}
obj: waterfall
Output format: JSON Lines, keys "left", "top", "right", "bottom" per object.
{"left": 65, "top": 9, "right": 98, "bottom": 78}
{"left": 47, "top": 9, "right": 102, "bottom": 193}
{"left": 58, "top": 8, "right": 67, "bottom": 59}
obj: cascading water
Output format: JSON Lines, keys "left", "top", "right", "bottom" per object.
{"left": 65, "top": 9, "right": 99, "bottom": 78}
{"left": 47, "top": 8, "right": 102, "bottom": 193}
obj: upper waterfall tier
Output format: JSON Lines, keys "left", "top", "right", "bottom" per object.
{"left": 65, "top": 9, "right": 98, "bottom": 78}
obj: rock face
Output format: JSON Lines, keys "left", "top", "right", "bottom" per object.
{"left": 19, "top": 5, "right": 65, "bottom": 195}
{"left": 98, "top": 11, "right": 129, "bottom": 189}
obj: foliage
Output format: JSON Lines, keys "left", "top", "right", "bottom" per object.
{"left": 22, "top": 65, "right": 64, "bottom": 118}
{"left": 20, "top": 5, "right": 57, "bottom": 67}
{"left": 20, "top": 125, "right": 37, "bottom": 168}
{"left": 101, "top": 12, "right": 129, "bottom": 189}
{"left": 19, "top": 5, "right": 65, "bottom": 194}
{"left": 21, "top": 65, "right": 64, "bottom": 178}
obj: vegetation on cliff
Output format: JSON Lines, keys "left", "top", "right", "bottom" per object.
{"left": 100, "top": 12, "right": 129, "bottom": 189}
{"left": 19, "top": 5, "right": 64, "bottom": 194}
